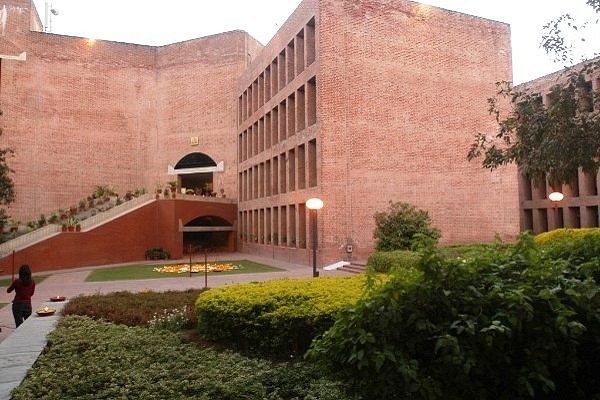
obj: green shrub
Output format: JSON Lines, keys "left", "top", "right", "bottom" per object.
{"left": 366, "top": 250, "right": 421, "bottom": 273}
{"left": 373, "top": 201, "right": 441, "bottom": 251}
{"left": 62, "top": 289, "right": 204, "bottom": 328}
{"left": 195, "top": 276, "right": 365, "bottom": 357}
{"left": 533, "top": 227, "right": 600, "bottom": 246}
{"left": 11, "top": 316, "right": 358, "bottom": 400}
{"left": 307, "top": 233, "right": 600, "bottom": 399}
{"left": 149, "top": 305, "right": 191, "bottom": 332}
{"left": 145, "top": 247, "right": 171, "bottom": 260}
{"left": 535, "top": 228, "right": 600, "bottom": 269}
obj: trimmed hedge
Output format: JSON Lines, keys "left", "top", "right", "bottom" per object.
{"left": 195, "top": 276, "right": 364, "bottom": 357}
{"left": 535, "top": 228, "right": 600, "bottom": 273}
{"left": 366, "top": 250, "right": 421, "bottom": 273}
{"left": 534, "top": 227, "right": 600, "bottom": 246}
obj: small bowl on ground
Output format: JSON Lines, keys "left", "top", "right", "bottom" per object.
{"left": 50, "top": 295, "right": 66, "bottom": 302}
{"left": 36, "top": 307, "right": 56, "bottom": 317}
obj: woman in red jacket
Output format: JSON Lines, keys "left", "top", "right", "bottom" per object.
{"left": 7, "top": 264, "right": 35, "bottom": 328}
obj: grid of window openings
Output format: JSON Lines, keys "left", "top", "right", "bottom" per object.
{"left": 520, "top": 75, "right": 600, "bottom": 233}
{"left": 237, "top": 18, "right": 318, "bottom": 249}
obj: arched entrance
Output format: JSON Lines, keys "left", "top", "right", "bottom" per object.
{"left": 168, "top": 152, "right": 224, "bottom": 196}
{"left": 182, "top": 215, "right": 234, "bottom": 252}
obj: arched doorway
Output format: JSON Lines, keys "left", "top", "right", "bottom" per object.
{"left": 182, "top": 215, "right": 234, "bottom": 253}
{"left": 169, "top": 152, "right": 224, "bottom": 196}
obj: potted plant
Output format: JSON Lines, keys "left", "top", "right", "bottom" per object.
{"left": 66, "top": 217, "right": 78, "bottom": 232}
{"left": 145, "top": 247, "right": 171, "bottom": 260}
{"left": 48, "top": 213, "right": 59, "bottom": 224}
{"left": 8, "top": 219, "right": 19, "bottom": 233}
{"left": 37, "top": 214, "right": 47, "bottom": 227}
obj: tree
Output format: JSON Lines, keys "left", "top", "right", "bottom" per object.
{"left": 0, "top": 111, "right": 15, "bottom": 224}
{"left": 373, "top": 201, "right": 441, "bottom": 251}
{"left": 468, "top": 1, "right": 600, "bottom": 186}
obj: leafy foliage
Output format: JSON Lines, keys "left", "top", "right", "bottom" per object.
{"left": 61, "top": 289, "right": 205, "bottom": 328}
{"left": 373, "top": 201, "right": 441, "bottom": 251}
{"left": 195, "top": 276, "right": 365, "bottom": 357}
{"left": 468, "top": 0, "right": 600, "bottom": 186}
{"left": 0, "top": 113, "right": 15, "bottom": 222}
{"left": 366, "top": 250, "right": 421, "bottom": 273}
{"left": 11, "top": 316, "right": 358, "bottom": 400}
{"left": 540, "top": 1, "right": 600, "bottom": 64}
{"left": 307, "top": 233, "right": 600, "bottom": 399}
{"left": 468, "top": 70, "right": 600, "bottom": 186}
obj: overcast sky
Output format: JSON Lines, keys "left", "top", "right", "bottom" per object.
{"left": 33, "top": 0, "right": 599, "bottom": 84}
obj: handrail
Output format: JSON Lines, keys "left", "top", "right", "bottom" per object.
{"left": 0, "top": 193, "right": 235, "bottom": 259}
{"left": 0, "top": 194, "right": 155, "bottom": 257}
{"left": 79, "top": 193, "right": 154, "bottom": 230}
{"left": 0, "top": 224, "right": 61, "bottom": 256}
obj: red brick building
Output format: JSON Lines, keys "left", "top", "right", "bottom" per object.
{"left": 517, "top": 63, "right": 600, "bottom": 233}
{"left": 0, "top": 0, "right": 519, "bottom": 271}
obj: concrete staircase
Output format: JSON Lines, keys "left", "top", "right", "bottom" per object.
{"left": 340, "top": 261, "right": 367, "bottom": 274}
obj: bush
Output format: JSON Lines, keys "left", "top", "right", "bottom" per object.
{"left": 11, "top": 316, "right": 359, "bottom": 400}
{"left": 195, "top": 276, "right": 365, "bottom": 357}
{"left": 533, "top": 227, "right": 600, "bottom": 246}
{"left": 145, "top": 247, "right": 171, "bottom": 260}
{"left": 534, "top": 228, "right": 600, "bottom": 283}
{"left": 62, "top": 289, "right": 204, "bottom": 328}
{"left": 366, "top": 250, "right": 421, "bottom": 273}
{"left": 307, "top": 233, "right": 600, "bottom": 399}
{"left": 373, "top": 201, "right": 441, "bottom": 251}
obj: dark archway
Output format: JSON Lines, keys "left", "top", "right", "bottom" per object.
{"left": 182, "top": 215, "right": 233, "bottom": 252}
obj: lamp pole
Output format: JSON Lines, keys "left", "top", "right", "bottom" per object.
{"left": 306, "top": 198, "right": 323, "bottom": 278}
{"left": 548, "top": 191, "right": 564, "bottom": 229}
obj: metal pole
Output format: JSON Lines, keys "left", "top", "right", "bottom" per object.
{"left": 11, "top": 250, "right": 15, "bottom": 280}
{"left": 312, "top": 209, "right": 318, "bottom": 277}
{"left": 204, "top": 249, "right": 208, "bottom": 288}
{"left": 189, "top": 244, "right": 193, "bottom": 278}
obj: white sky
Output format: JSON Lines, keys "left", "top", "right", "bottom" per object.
{"left": 33, "top": 0, "right": 599, "bottom": 84}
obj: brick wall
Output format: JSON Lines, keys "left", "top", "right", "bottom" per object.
{"left": 0, "top": 199, "right": 237, "bottom": 273}
{"left": 235, "top": 0, "right": 519, "bottom": 266}
{"left": 0, "top": 0, "right": 522, "bottom": 270}
{"left": 315, "top": 0, "right": 519, "bottom": 262}
{"left": 0, "top": 1, "right": 249, "bottom": 224}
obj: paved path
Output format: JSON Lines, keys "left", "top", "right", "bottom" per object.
{"left": 0, "top": 254, "right": 347, "bottom": 400}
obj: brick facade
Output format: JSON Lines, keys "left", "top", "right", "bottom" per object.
{"left": 237, "top": 0, "right": 519, "bottom": 266}
{"left": 0, "top": 0, "right": 520, "bottom": 270}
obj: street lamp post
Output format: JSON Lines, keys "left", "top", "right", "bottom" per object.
{"left": 548, "top": 191, "right": 564, "bottom": 229}
{"left": 306, "top": 198, "right": 323, "bottom": 278}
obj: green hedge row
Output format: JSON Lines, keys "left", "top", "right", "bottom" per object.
{"left": 366, "top": 249, "right": 421, "bottom": 273}
{"left": 195, "top": 276, "right": 365, "bottom": 357}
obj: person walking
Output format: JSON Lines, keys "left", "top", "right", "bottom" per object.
{"left": 7, "top": 264, "right": 35, "bottom": 328}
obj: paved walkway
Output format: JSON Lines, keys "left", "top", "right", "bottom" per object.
{"left": 0, "top": 254, "right": 347, "bottom": 400}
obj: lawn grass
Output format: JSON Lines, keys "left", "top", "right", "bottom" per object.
{"left": 0, "top": 275, "right": 48, "bottom": 287}
{"left": 85, "top": 260, "right": 283, "bottom": 282}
